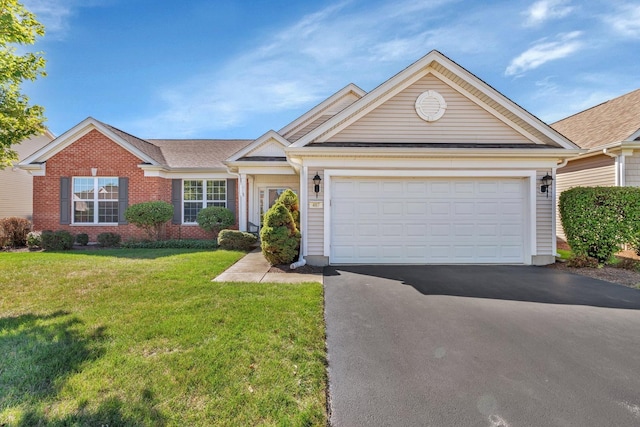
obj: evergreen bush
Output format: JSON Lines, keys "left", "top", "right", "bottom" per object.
{"left": 97, "top": 232, "right": 121, "bottom": 247}
{"left": 196, "top": 206, "right": 235, "bottom": 237}
{"left": 41, "top": 230, "right": 74, "bottom": 251}
{"left": 76, "top": 233, "right": 89, "bottom": 246}
{"left": 218, "top": 229, "right": 257, "bottom": 251}
{"left": 275, "top": 189, "right": 300, "bottom": 230}
{"left": 26, "top": 231, "right": 42, "bottom": 249}
{"left": 260, "top": 203, "right": 300, "bottom": 265}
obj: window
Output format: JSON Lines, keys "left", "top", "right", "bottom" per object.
{"left": 183, "top": 179, "right": 226, "bottom": 223}
{"left": 73, "top": 177, "right": 119, "bottom": 224}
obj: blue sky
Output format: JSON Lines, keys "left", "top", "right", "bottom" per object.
{"left": 22, "top": 0, "right": 640, "bottom": 139}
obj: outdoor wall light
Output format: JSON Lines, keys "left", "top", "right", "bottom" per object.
{"left": 313, "top": 172, "right": 322, "bottom": 198}
{"left": 540, "top": 172, "right": 553, "bottom": 197}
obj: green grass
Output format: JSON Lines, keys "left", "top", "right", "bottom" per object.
{"left": 0, "top": 249, "right": 326, "bottom": 426}
{"left": 556, "top": 249, "right": 572, "bottom": 260}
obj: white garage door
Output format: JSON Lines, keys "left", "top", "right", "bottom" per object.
{"left": 331, "top": 177, "right": 526, "bottom": 264}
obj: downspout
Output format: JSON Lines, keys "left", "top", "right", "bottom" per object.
{"left": 287, "top": 156, "right": 307, "bottom": 269}
{"left": 602, "top": 148, "right": 620, "bottom": 186}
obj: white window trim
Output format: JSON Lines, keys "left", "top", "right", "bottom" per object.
{"left": 182, "top": 179, "right": 227, "bottom": 224}
{"left": 71, "top": 176, "right": 119, "bottom": 225}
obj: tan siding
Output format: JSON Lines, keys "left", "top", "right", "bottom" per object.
{"left": 0, "top": 134, "right": 53, "bottom": 219}
{"left": 286, "top": 93, "right": 360, "bottom": 142}
{"left": 326, "top": 74, "right": 531, "bottom": 144}
{"left": 431, "top": 63, "right": 561, "bottom": 147}
{"left": 625, "top": 153, "right": 640, "bottom": 187}
{"left": 306, "top": 170, "right": 324, "bottom": 256}
{"left": 253, "top": 175, "right": 299, "bottom": 186}
{"left": 555, "top": 164, "right": 616, "bottom": 239}
{"left": 559, "top": 154, "right": 614, "bottom": 174}
{"left": 536, "top": 170, "right": 554, "bottom": 256}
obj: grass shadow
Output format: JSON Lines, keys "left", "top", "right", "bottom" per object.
{"left": 0, "top": 311, "right": 106, "bottom": 416}
{"left": 48, "top": 247, "right": 220, "bottom": 260}
{"left": 17, "top": 392, "right": 166, "bottom": 426}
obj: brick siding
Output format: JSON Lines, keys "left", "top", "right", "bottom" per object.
{"left": 33, "top": 129, "right": 237, "bottom": 242}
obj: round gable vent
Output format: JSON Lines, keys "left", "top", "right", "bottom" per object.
{"left": 415, "top": 90, "right": 447, "bottom": 122}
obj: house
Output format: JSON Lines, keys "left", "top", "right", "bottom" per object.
{"left": 551, "top": 88, "right": 640, "bottom": 239}
{"left": 20, "top": 50, "right": 581, "bottom": 265}
{"left": 0, "top": 131, "right": 55, "bottom": 219}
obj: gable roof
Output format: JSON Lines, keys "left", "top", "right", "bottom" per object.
{"left": 550, "top": 88, "right": 640, "bottom": 150}
{"left": 290, "top": 50, "right": 577, "bottom": 150}
{"left": 19, "top": 117, "right": 254, "bottom": 171}
{"left": 225, "top": 130, "right": 290, "bottom": 162}
{"left": 279, "top": 83, "right": 365, "bottom": 142}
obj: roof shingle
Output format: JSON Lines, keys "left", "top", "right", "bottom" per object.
{"left": 551, "top": 89, "right": 640, "bottom": 149}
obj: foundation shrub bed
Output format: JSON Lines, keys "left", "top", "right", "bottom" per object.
{"left": 196, "top": 206, "right": 235, "bottom": 238}
{"left": 75, "top": 233, "right": 89, "bottom": 246}
{"left": 120, "top": 238, "right": 217, "bottom": 249}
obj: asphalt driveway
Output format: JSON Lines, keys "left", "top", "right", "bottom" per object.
{"left": 324, "top": 265, "right": 640, "bottom": 426}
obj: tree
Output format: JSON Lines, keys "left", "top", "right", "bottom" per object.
{"left": 124, "top": 201, "right": 173, "bottom": 241}
{"left": 0, "top": 0, "right": 46, "bottom": 169}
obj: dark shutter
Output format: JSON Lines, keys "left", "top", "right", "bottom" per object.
{"left": 60, "top": 177, "right": 71, "bottom": 225}
{"left": 118, "top": 177, "right": 129, "bottom": 224}
{"left": 171, "top": 179, "right": 182, "bottom": 224}
{"left": 226, "top": 178, "right": 237, "bottom": 221}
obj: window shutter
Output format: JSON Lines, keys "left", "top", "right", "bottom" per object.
{"left": 60, "top": 177, "right": 71, "bottom": 225}
{"left": 118, "top": 177, "right": 129, "bottom": 224}
{"left": 171, "top": 179, "right": 182, "bottom": 224}
{"left": 226, "top": 178, "right": 237, "bottom": 219}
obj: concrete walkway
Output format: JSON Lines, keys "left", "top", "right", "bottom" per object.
{"left": 213, "top": 249, "right": 323, "bottom": 283}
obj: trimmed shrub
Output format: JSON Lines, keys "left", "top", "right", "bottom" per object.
{"left": 218, "top": 229, "right": 257, "bottom": 251}
{"left": 26, "top": 231, "right": 42, "bottom": 249}
{"left": 41, "top": 230, "right": 74, "bottom": 251}
{"left": 0, "top": 217, "right": 32, "bottom": 247}
{"left": 196, "top": 206, "right": 235, "bottom": 237}
{"left": 76, "top": 233, "right": 89, "bottom": 246}
{"left": 124, "top": 201, "right": 173, "bottom": 240}
{"left": 260, "top": 202, "right": 300, "bottom": 265}
{"left": 120, "top": 239, "right": 217, "bottom": 249}
{"left": 97, "top": 232, "right": 121, "bottom": 247}
{"left": 560, "top": 187, "right": 640, "bottom": 263}
{"left": 276, "top": 189, "right": 300, "bottom": 230}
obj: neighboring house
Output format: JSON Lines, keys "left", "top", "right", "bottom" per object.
{"left": 552, "top": 88, "right": 640, "bottom": 239}
{"left": 20, "top": 50, "right": 580, "bottom": 265}
{"left": 0, "top": 131, "right": 55, "bottom": 219}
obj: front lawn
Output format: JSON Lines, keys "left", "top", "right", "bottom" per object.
{"left": 0, "top": 249, "right": 326, "bottom": 426}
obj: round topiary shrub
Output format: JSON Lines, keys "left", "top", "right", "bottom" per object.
{"left": 218, "top": 229, "right": 257, "bottom": 251}
{"left": 196, "top": 206, "right": 235, "bottom": 238}
{"left": 124, "top": 201, "right": 173, "bottom": 241}
{"left": 76, "top": 233, "right": 89, "bottom": 246}
{"left": 260, "top": 202, "right": 300, "bottom": 265}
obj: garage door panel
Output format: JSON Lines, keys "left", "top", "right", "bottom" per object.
{"left": 331, "top": 177, "right": 526, "bottom": 264}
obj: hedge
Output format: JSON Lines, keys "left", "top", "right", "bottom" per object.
{"left": 559, "top": 186, "right": 640, "bottom": 263}
{"left": 218, "top": 230, "right": 257, "bottom": 251}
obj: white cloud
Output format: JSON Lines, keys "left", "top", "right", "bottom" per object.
{"left": 523, "top": 0, "right": 574, "bottom": 27}
{"left": 505, "top": 31, "right": 583, "bottom": 76}
{"left": 131, "top": 0, "right": 467, "bottom": 137}
{"left": 23, "top": 0, "right": 106, "bottom": 39}
{"left": 604, "top": 3, "right": 640, "bottom": 38}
